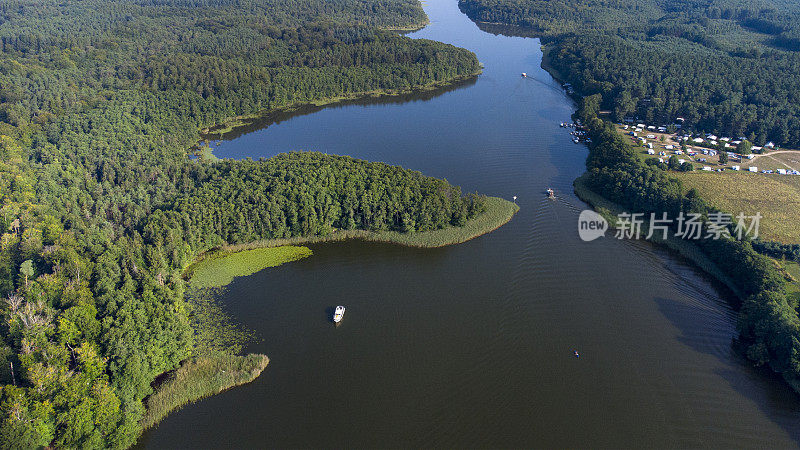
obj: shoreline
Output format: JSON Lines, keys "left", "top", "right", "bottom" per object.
{"left": 141, "top": 196, "right": 517, "bottom": 432}
{"left": 537, "top": 33, "right": 746, "bottom": 300}
{"left": 195, "top": 0, "right": 438, "bottom": 143}
{"left": 539, "top": 44, "right": 564, "bottom": 85}
{"left": 572, "top": 175, "right": 744, "bottom": 300}
{"left": 381, "top": 1, "right": 430, "bottom": 32}
{"left": 196, "top": 70, "right": 482, "bottom": 144}
{"left": 463, "top": 14, "right": 757, "bottom": 343}
{"left": 186, "top": 246, "right": 314, "bottom": 289}
{"left": 141, "top": 353, "right": 269, "bottom": 431}
{"left": 382, "top": 18, "right": 430, "bottom": 32}
{"left": 186, "top": 196, "right": 519, "bottom": 277}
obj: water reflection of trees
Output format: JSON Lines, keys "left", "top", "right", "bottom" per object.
{"left": 201, "top": 76, "right": 479, "bottom": 142}
{"left": 473, "top": 20, "right": 544, "bottom": 39}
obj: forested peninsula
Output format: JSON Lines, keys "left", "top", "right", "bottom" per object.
{"left": 457, "top": 0, "right": 800, "bottom": 395}
{"left": 0, "top": 0, "right": 512, "bottom": 448}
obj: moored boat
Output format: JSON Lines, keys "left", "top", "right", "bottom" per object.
{"left": 333, "top": 305, "right": 345, "bottom": 323}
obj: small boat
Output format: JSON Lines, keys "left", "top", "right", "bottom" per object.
{"left": 574, "top": 350, "right": 580, "bottom": 358}
{"left": 333, "top": 305, "right": 345, "bottom": 324}
{"left": 521, "top": 72, "right": 527, "bottom": 77}
{"left": 547, "top": 188, "right": 555, "bottom": 199}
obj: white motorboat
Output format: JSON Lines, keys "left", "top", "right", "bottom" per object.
{"left": 333, "top": 305, "right": 345, "bottom": 323}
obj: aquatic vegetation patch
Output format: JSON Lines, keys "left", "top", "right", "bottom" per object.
{"left": 141, "top": 352, "right": 269, "bottom": 431}
{"left": 188, "top": 246, "right": 313, "bottom": 289}
{"left": 187, "top": 287, "right": 256, "bottom": 356}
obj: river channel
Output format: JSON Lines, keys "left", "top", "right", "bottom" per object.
{"left": 140, "top": 0, "right": 800, "bottom": 446}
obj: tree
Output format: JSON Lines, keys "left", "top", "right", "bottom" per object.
{"left": 18, "top": 261, "right": 32, "bottom": 288}
{"left": 579, "top": 94, "right": 603, "bottom": 123}
{"left": 668, "top": 155, "right": 681, "bottom": 170}
{"left": 0, "top": 387, "right": 54, "bottom": 449}
{"left": 718, "top": 151, "right": 728, "bottom": 164}
{"left": 738, "top": 139, "right": 753, "bottom": 155}
{"left": 612, "top": 90, "right": 634, "bottom": 122}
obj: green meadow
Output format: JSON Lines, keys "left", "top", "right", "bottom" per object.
{"left": 675, "top": 172, "right": 800, "bottom": 244}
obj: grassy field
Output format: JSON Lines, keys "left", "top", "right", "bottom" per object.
{"left": 141, "top": 353, "right": 269, "bottom": 431}
{"left": 186, "top": 246, "right": 313, "bottom": 289}
{"left": 674, "top": 171, "right": 800, "bottom": 244}
{"left": 785, "top": 261, "right": 800, "bottom": 280}
{"left": 611, "top": 124, "right": 800, "bottom": 243}
{"left": 757, "top": 152, "right": 800, "bottom": 172}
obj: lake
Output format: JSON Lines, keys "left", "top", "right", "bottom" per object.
{"left": 139, "top": 0, "right": 800, "bottom": 447}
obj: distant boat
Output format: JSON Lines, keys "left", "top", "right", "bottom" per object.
{"left": 547, "top": 188, "right": 555, "bottom": 199}
{"left": 333, "top": 305, "right": 345, "bottom": 324}
{"left": 521, "top": 72, "right": 527, "bottom": 77}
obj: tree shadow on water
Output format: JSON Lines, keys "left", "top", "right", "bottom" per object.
{"left": 653, "top": 295, "right": 800, "bottom": 445}
{"left": 200, "top": 76, "right": 479, "bottom": 142}
{"left": 324, "top": 306, "right": 336, "bottom": 324}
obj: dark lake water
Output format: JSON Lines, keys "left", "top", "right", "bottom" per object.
{"left": 140, "top": 0, "right": 800, "bottom": 447}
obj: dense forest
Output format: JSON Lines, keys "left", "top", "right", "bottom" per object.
{"left": 0, "top": 0, "right": 484, "bottom": 447}
{"left": 459, "top": 0, "right": 800, "bottom": 147}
